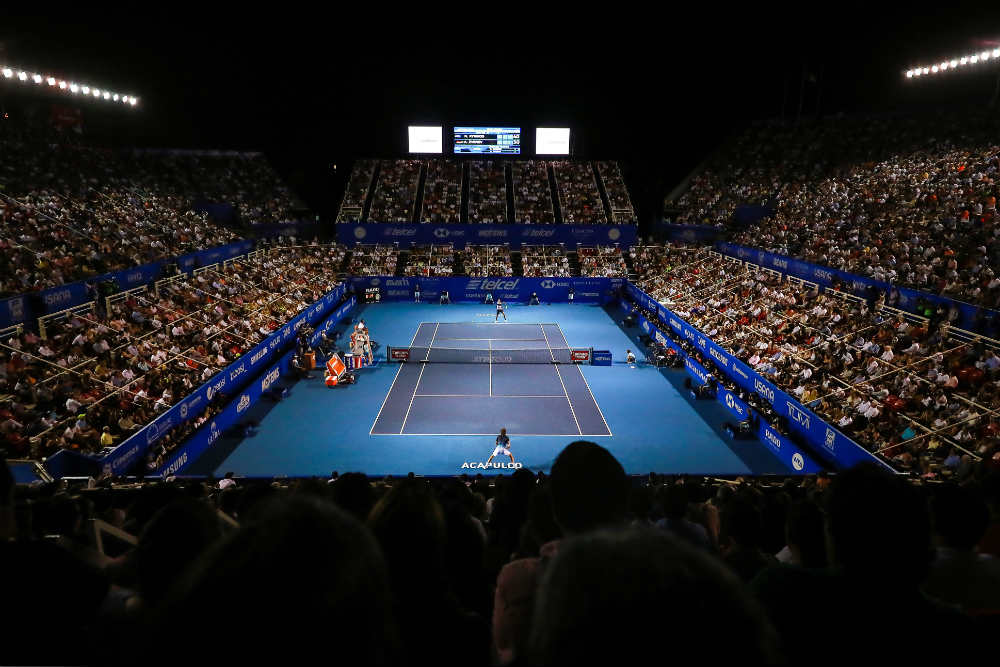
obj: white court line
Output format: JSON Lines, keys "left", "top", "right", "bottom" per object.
{"left": 552, "top": 363, "right": 582, "bottom": 436}
{"left": 373, "top": 434, "right": 609, "bottom": 437}
{"left": 489, "top": 338, "right": 492, "bottom": 396}
{"left": 399, "top": 363, "right": 426, "bottom": 434}
{"left": 398, "top": 323, "right": 438, "bottom": 434}
{"left": 369, "top": 322, "right": 426, "bottom": 435}
{"left": 414, "top": 392, "right": 566, "bottom": 398}
{"left": 571, "top": 364, "right": 613, "bottom": 436}
{"left": 369, "top": 363, "right": 405, "bottom": 435}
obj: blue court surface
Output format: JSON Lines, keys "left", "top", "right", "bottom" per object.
{"left": 191, "top": 303, "right": 793, "bottom": 477}
{"left": 371, "top": 322, "right": 609, "bottom": 436}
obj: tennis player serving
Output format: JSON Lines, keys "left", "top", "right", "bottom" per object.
{"left": 496, "top": 298, "right": 507, "bottom": 322}
{"left": 487, "top": 428, "right": 514, "bottom": 464}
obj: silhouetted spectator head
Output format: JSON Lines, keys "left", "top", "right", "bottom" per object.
{"left": 785, "top": 499, "right": 826, "bottom": 568}
{"left": 136, "top": 497, "right": 222, "bottom": 606}
{"left": 550, "top": 441, "right": 628, "bottom": 534}
{"left": 367, "top": 478, "right": 447, "bottom": 594}
{"left": 529, "top": 527, "right": 779, "bottom": 665}
{"left": 722, "top": 497, "right": 764, "bottom": 549}
{"left": 331, "top": 472, "right": 375, "bottom": 521}
{"left": 825, "top": 463, "right": 931, "bottom": 582}
{"left": 153, "top": 495, "right": 397, "bottom": 665}
{"left": 929, "top": 484, "right": 990, "bottom": 551}
{"left": 663, "top": 483, "right": 689, "bottom": 520}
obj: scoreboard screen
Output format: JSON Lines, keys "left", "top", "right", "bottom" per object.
{"left": 363, "top": 286, "right": 382, "bottom": 303}
{"left": 453, "top": 126, "right": 521, "bottom": 155}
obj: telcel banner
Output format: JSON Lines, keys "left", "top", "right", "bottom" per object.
{"left": 353, "top": 276, "right": 623, "bottom": 304}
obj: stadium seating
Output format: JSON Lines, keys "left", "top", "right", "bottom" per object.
{"left": 468, "top": 160, "right": 508, "bottom": 223}
{"left": 458, "top": 245, "right": 514, "bottom": 277}
{"left": 1, "top": 244, "right": 346, "bottom": 463}
{"left": 511, "top": 161, "right": 556, "bottom": 224}
{"left": 520, "top": 245, "right": 571, "bottom": 277}
{"left": 421, "top": 159, "right": 462, "bottom": 223}
{"left": 368, "top": 159, "right": 421, "bottom": 223}
{"left": 552, "top": 160, "right": 606, "bottom": 224}
{"left": 578, "top": 245, "right": 628, "bottom": 277}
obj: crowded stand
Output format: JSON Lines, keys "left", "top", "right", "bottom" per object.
{"left": 421, "top": 159, "right": 463, "bottom": 223}
{"left": 597, "top": 161, "right": 637, "bottom": 223}
{"left": 336, "top": 159, "right": 377, "bottom": 222}
{"left": 458, "top": 245, "right": 514, "bottom": 277}
{"left": 346, "top": 244, "right": 399, "bottom": 275}
{"left": 512, "top": 160, "right": 556, "bottom": 223}
{"left": 552, "top": 160, "right": 607, "bottom": 224}
{"left": 671, "top": 113, "right": 1000, "bottom": 306}
{"left": 0, "top": 126, "right": 248, "bottom": 297}
{"left": 3, "top": 442, "right": 998, "bottom": 664}
{"left": 634, "top": 246, "right": 1000, "bottom": 474}
{"left": 468, "top": 160, "right": 508, "bottom": 223}
{"left": 368, "top": 159, "right": 421, "bottom": 222}
{"left": 520, "top": 245, "right": 571, "bottom": 277}
{"left": 129, "top": 151, "right": 308, "bottom": 226}
{"left": 577, "top": 245, "right": 628, "bottom": 277}
{"left": 0, "top": 244, "right": 347, "bottom": 463}
{"left": 628, "top": 244, "right": 674, "bottom": 283}
{"left": 404, "top": 244, "right": 455, "bottom": 277}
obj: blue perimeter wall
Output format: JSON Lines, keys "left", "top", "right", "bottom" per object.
{"left": 625, "top": 283, "right": 894, "bottom": 473}
{"left": 716, "top": 242, "right": 1000, "bottom": 334}
{"left": 154, "top": 296, "right": 358, "bottom": 478}
{"left": 44, "top": 286, "right": 353, "bottom": 479}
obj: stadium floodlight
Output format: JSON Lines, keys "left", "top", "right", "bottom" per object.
{"left": 971, "top": 55, "right": 979, "bottom": 64}
{"left": 932, "top": 65, "right": 939, "bottom": 73}
{"left": 906, "top": 70, "right": 913, "bottom": 77}
{"left": 0, "top": 62, "right": 139, "bottom": 107}
{"left": 994, "top": 49, "right": 1000, "bottom": 58}
{"left": 960, "top": 57, "right": 968, "bottom": 65}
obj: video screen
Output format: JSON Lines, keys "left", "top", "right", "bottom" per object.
{"left": 453, "top": 126, "right": 521, "bottom": 155}
{"left": 408, "top": 126, "right": 443, "bottom": 153}
{"left": 535, "top": 127, "right": 570, "bottom": 155}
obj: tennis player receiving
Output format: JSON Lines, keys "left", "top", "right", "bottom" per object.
{"left": 487, "top": 428, "right": 514, "bottom": 464}
{"left": 495, "top": 298, "right": 507, "bottom": 322}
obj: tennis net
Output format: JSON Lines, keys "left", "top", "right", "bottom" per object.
{"left": 387, "top": 346, "right": 592, "bottom": 364}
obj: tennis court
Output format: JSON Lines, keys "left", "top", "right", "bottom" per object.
{"left": 371, "top": 322, "right": 610, "bottom": 436}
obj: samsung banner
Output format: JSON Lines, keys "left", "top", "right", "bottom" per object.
{"left": 155, "top": 296, "right": 358, "bottom": 478}
{"left": 627, "top": 282, "right": 891, "bottom": 472}
{"left": 338, "top": 223, "right": 637, "bottom": 248}
{"left": 715, "top": 242, "right": 1000, "bottom": 334}
{"left": 44, "top": 283, "right": 349, "bottom": 478}
{"left": 353, "top": 276, "right": 623, "bottom": 304}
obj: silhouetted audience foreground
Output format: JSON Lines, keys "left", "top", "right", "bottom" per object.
{"left": 1, "top": 445, "right": 998, "bottom": 664}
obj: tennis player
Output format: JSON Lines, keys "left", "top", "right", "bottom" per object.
{"left": 626, "top": 349, "right": 637, "bottom": 366}
{"left": 487, "top": 428, "right": 514, "bottom": 464}
{"left": 496, "top": 298, "right": 507, "bottom": 322}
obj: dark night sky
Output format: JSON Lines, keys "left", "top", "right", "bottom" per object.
{"left": 2, "top": 10, "right": 998, "bottom": 224}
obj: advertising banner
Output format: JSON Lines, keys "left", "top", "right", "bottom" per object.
{"left": 337, "top": 222, "right": 637, "bottom": 248}
{"left": 352, "top": 276, "right": 622, "bottom": 305}
{"left": 629, "top": 282, "right": 890, "bottom": 472}
{"left": 45, "top": 283, "right": 349, "bottom": 478}
{"left": 715, "top": 242, "right": 1000, "bottom": 334}
{"left": 155, "top": 296, "right": 358, "bottom": 477}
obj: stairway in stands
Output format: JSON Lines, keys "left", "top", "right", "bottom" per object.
{"left": 547, "top": 162, "right": 563, "bottom": 224}
{"left": 395, "top": 250, "right": 410, "bottom": 276}
{"left": 360, "top": 161, "right": 381, "bottom": 223}
{"left": 622, "top": 248, "right": 639, "bottom": 281}
{"left": 511, "top": 250, "right": 524, "bottom": 276}
{"left": 412, "top": 163, "right": 427, "bottom": 222}
{"left": 591, "top": 161, "right": 615, "bottom": 223}
{"left": 568, "top": 250, "right": 581, "bottom": 277}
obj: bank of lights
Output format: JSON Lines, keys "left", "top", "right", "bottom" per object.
{"left": 0, "top": 64, "right": 138, "bottom": 106}
{"left": 907, "top": 48, "right": 1000, "bottom": 78}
